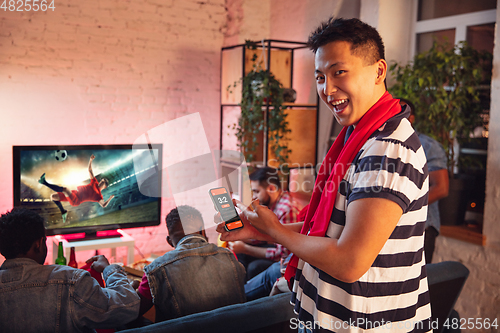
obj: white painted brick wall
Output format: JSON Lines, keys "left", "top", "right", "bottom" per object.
{"left": 434, "top": 237, "right": 500, "bottom": 332}
{"left": 0, "top": 0, "right": 226, "bottom": 264}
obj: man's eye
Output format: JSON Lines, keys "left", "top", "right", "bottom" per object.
{"left": 335, "top": 70, "right": 346, "bottom": 75}
{"left": 315, "top": 76, "right": 325, "bottom": 82}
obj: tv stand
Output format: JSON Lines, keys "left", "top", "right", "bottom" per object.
{"left": 60, "top": 230, "right": 123, "bottom": 242}
{"left": 52, "top": 229, "right": 135, "bottom": 265}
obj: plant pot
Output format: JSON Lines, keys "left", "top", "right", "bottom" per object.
{"left": 438, "top": 176, "right": 469, "bottom": 226}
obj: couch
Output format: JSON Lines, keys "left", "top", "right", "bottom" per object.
{"left": 121, "top": 261, "right": 469, "bottom": 333}
{"left": 121, "top": 292, "right": 296, "bottom": 333}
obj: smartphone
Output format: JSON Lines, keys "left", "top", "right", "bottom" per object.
{"left": 209, "top": 187, "right": 243, "bottom": 232}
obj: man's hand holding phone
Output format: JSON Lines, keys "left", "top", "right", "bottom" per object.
{"left": 214, "top": 198, "right": 272, "bottom": 243}
{"left": 238, "top": 199, "right": 284, "bottom": 240}
{"left": 215, "top": 210, "right": 259, "bottom": 242}
{"left": 209, "top": 187, "right": 244, "bottom": 233}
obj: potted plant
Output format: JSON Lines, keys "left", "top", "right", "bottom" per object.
{"left": 228, "top": 41, "right": 292, "bottom": 167}
{"left": 389, "top": 41, "right": 492, "bottom": 225}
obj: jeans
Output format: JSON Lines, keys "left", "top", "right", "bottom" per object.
{"left": 298, "top": 327, "right": 312, "bottom": 333}
{"left": 244, "top": 261, "right": 281, "bottom": 301}
{"left": 237, "top": 245, "right": 275, "bottom": 281}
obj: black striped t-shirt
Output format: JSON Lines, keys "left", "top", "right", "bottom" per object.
{"left": 291, "top": 111, "right": 432, "bottom": 332}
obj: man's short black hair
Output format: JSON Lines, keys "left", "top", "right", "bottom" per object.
{"left": 249, "top": 167, "right": 281, "bottom": 189}
{"left": 166, "top": 205, "right": 204, "bottom": 236}
{"left": 0, "top": 208, "right": 46, "bottom": 259}
{"left": 307, "top": 17, "right": 385, "bottom": 65}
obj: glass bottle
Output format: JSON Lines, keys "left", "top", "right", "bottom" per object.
{"left": 68, "top": 247, "right": 77, "bottom": 268}
{"left": 55, "top": 242, "right": 66, "bottom": 265}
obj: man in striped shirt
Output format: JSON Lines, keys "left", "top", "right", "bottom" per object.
{"left": 218, "top": 17, "right": 432, "bottom": 332}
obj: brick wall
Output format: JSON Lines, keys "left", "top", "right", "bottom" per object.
{"left": 434, "top": 238, "right": 500, "bottom": 332}
{"left": 0, "top": 0, "right": 227, "bottom": 264}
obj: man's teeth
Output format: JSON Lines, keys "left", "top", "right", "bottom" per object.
{"left": 331, "top": 99, "right": 348, "bottom": 106}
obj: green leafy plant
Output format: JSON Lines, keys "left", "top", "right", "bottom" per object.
{"left": 390, "top": 41, "right": 492, "bottom": 172}
{"left": 228, "top": 41, "right": 291, "bottom": 165}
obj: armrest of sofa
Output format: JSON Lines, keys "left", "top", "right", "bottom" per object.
{"left": 122, "top": 292, "right": 296, "bottom": 333}
{"left": 426, "top": 261, "right": 469, "bottom": 333}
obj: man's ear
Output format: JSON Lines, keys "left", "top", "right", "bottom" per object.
{"left": 266, "top": 183, "right": 278, "bottom": 194}
{"left": 32, "top": 237, "right": 44, "bottom": 254}
{"left": 375, "top": 59, "right": 387, "bottom": 85}
{"left": 166, "top": 236, "right": 174, "bottom": 248}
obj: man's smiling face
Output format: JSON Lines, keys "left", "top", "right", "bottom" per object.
{"left": 315, "top": 40, "right": 386, "bottom": 127}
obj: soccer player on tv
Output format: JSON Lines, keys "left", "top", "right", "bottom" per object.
{"left": 38, "top": 154, "right": 114, "bottom": 224}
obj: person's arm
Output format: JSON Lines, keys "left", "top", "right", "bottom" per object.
{"left": 243, "top": 197, "right": 403, "bottom": 283}
{"left": 215, "top": 199, "right": 303, "bottom": 242}
{"left": 136, "top": 273, "right": 154, "bottom": 317}
{"left": 99, "top": 195, "right": 115, "bottom": 208}
{"left": 230, "top": 242, "right": 284, "bottom": 261}
{"left": 229, "top": 241, "right": 268, "bottom": 258}
{"left": 424, "top": 136, "right": 449, "bottom": 205}
{"left": 138, "top": 293, "right": 153, "bottom": 317}
{"left": 71, "top": 255, "right": 140, "bottom": 329}
{"left": 88, "top": 154, "right": 96, "bottom": 179}
{"left": 428, "top": 169, "right": 449, "bottom": 205}
{"left": 216, "top": 210, "right": 303, "bottom": 243}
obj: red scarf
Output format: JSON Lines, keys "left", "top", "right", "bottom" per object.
{"left": 284, "top": 91, "right": 401, "bottom": 283}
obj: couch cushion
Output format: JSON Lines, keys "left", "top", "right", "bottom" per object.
{"left": 122, "top": 292, "right": 295, "bottom": 333}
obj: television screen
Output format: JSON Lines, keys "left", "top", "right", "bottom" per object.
{"left": 13, "top": 144, "right": 162, "bottom": 238}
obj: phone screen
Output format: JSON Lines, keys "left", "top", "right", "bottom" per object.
{"left": 209, "top": 187, "right": 243, "bottom": 231}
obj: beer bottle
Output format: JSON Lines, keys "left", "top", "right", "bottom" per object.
{"left": 68, "top": 247, "right": 77, "bottom": 268}
{"left": 55, "top": 242, "right": 66, "bottom": 265}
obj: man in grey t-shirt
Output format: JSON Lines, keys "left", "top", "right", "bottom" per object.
{"left": 402, "top": 98, "right": 449, "bottom": 263}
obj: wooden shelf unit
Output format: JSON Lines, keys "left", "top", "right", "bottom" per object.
{"left": 220, "top": 40, "right": 319, "bottom": 168}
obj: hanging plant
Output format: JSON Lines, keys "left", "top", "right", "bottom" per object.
{"left": 228, "top": 40, "right": 291, "bottom": 166}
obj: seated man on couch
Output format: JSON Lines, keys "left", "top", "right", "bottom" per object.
{"left": 0, "top": 208, "right": 140, "bottom": 332}
{"left": 230, "top": 167, "right": 299, "bottom": 280}
{"left": 137, "top": 205, "right": 246, "bottom": 323}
